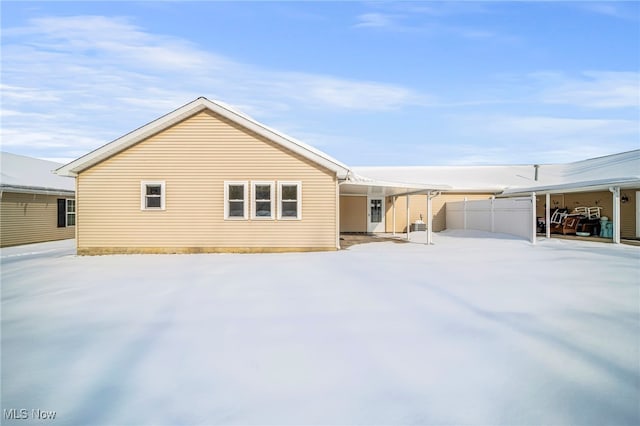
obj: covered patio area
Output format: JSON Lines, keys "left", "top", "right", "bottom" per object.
{"left": 339, "top": 177, "right": 451, "bottom": 245}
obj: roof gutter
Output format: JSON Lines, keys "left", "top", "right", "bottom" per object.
{"left": 0, "top": 184, "right": 75, "bottom": 197}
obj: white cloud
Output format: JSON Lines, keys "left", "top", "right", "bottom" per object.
{"left": 580, "top": 2, "right": 639, "bottom": 21}
{"left": 1, "top": 15, "right": 427, "bottom": 159}
{"left": 487, "top": 115, "right": 637, "bottom": 137}
{"left": 536, "top": 71, "right": 640, "bottom": 109}
{"left": 289, "top": 75, "right": 427, "bottom": 110}
{"left": 354, "top": 13, "right": 397, "bottom": 28}
{"left": 352, "top": 6, "right": 501, "bottom": 40}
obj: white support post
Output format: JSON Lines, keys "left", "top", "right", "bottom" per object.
{"left": 392, "top": 196, "right": 396, "bottom": 236}
{"left": 463, "top": 197, "right": 468, "bottom": 230}
{"left": 427, "top": 191, "right": 433, "bottom": 245}
{"left": 545, "top": 193, "right": 551, "bottom": 239}
{"left": 406, "top": 194, "right": 410, "bottom": 240}
{"left": 490, "top": 196, "right": 495, "bottom": 233}
{"left": 531, "top": 192, "right": 537, "bottom": 245}
{"left": 610, "top": 186, "right": 621, "bottom": 244}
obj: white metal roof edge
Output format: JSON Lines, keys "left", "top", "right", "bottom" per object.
{"left": 501, "top": 177, "right": 640, "bottom": 196}
{"left": 55, "top": 97, "right": 351, "bottom": 178}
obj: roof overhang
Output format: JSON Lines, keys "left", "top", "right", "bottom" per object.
{"left": 55, "top": 97, "right": 351, "bottom": 179}
{"left": 500, "top": 177, "right": 640, "bottom": 196}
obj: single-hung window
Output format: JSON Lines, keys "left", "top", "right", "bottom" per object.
{"left": 66, "top": 199, "right": 76, "bottom": 226}
{"left": 225, "top": 181, "right": 248, "bottom": 219}
{"left": 141, "top": 181, "right": 166, "bottom": 210}
{"left": 252, "top": 181, "right": 274, "bottom": 219}
{"left": 278, "top": 181, "right": 302, "bottom": 219}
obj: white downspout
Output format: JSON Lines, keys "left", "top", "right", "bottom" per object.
{"left": 335, "top": 179, "right": 340, "bottom": 249}
{"left": 531, "top": 192, "right": 537, "bottom": 245}
{"left": 427, "top": 191, "right": 433, "bottom": 245}
{"left": 545, "top": 193, "right": 551, "bottom": 239}
{"left": 406, "top": 194, "right": 410, "bottom": 240}
{"left": 610, "top": 186, "right": 621, "bottom": 244}
{"left": 392, "top": 196, "right": 396, "bottom": 236}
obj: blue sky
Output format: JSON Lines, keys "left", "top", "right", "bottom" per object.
{"left": 1, "top": 1, "right": 639, "bottom": 166}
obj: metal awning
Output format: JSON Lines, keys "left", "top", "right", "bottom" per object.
{"left": 340, "top": 180, "right": 450, "bottom": 197}
{"left": 500, "top": 177, "right": 640, "bottom": 197}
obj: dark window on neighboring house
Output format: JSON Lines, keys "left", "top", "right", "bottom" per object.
{"left": 57, "top": 199, "right": 66, "bottom": 227}
{"left": 57, "top": 199, "right": 75, "bottom": 227}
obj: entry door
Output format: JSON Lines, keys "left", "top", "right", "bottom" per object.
{"left": 367, "top": 197, "right": 385, "bottom": 233}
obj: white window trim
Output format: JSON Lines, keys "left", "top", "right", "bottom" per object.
{"left": 140, "top": 181, "right": 166, "bottom": 211}
{"left": 66, "top": 198, "right": 76, "bottom": 227}
{"left": 251, "top": 181, "right": 275, "bottom": 220}
{"left": 278, "top": 181, "right": 302, "bottom": 220}
{"left": 224, "top": 181, "right": 249, "bottom": 220}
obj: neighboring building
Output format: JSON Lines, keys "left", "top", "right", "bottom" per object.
{"left": 55, "top": 97, "right": 640, "bottom": 253}
{"left": 1, "top": 152, "right": 76, "bottom": 247}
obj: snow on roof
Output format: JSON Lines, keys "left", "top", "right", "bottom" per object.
{"left": 354, "top": 150, "right": 640, "bottom": 194}
{"left": 502, "top": 149, "right": 640, "bottom": 194}
{"left": 55, "top": 97, "right": 351, "bottom": 179}
{"left": 1, "top": 152, "right": 75, "bottom": 194}
{"left": 352, "top": 164, "right": 559, "bottom": 192}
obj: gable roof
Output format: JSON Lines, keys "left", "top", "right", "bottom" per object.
{"left": 55, "top": 97, "right": 351, "bottom": 179}
{"left": 1, "top": 152, "right": 75, "bottom": 195}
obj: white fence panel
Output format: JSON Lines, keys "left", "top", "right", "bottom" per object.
{"left": 445, "top": 197, "right": 534, "bottom": 242}
{"left": 466, "top": 199, "right": 492, "bottom": 232}
{"left": 446, "top": 201, "right": 466, "bottom": 230}
{"left": 493, "top": 198, "right": 533, "bottom": 240}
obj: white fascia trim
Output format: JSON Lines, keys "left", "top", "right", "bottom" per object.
{"left": 55, "top": 97, "right": 351, "bottom": 179}
{"left": 56, "top": 101, "right": 209, "bottom": 177}
{"left": 209, "top": 100, "right": 351, "bottom": 179}
{"left": 251, "top": 180, "right": 275, "bottom": 220}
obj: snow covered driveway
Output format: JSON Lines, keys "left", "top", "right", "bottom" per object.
{"left": 2, "top": 232, "right": 639, "bottom": 425}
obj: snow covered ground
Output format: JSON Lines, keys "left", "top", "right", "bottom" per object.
{"left": 2, "top": 231, "right": 639, "bottom": 425}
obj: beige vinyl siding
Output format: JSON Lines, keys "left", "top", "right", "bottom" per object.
{"left": 620, "top": 190, "right": 637, "bottom": 238}
{"left": 339, "top": 196, "right": 366, "bottom": 233}
{"left": 535, "top": 194, "right": 566, "bottom": 217}
{"left": 77, "top": 110, "right": 337, "bottom": 252}
{"left": 1, "top": 192, "right": 75, "bottom": 247}
{"left": 537, "top": 189, "right": 637, "bottom": 239}
{"left": 385, "top": 193, "right": 493, "bottom": 233}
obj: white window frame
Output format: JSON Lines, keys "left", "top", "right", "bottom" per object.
{"left": 251, "top": 181, "right": 275, "bottom": 220}
{"left": 278, "top": 181, "right": 302, "bottom": 220}
{"left": 66, "top": 199, "right": 76, "bottom": 227}
{"left": 140, "top": 181, "right": 166, "bottom": 211}
{"left": 224, "top": 181, "right": 248, "bottom": 220}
